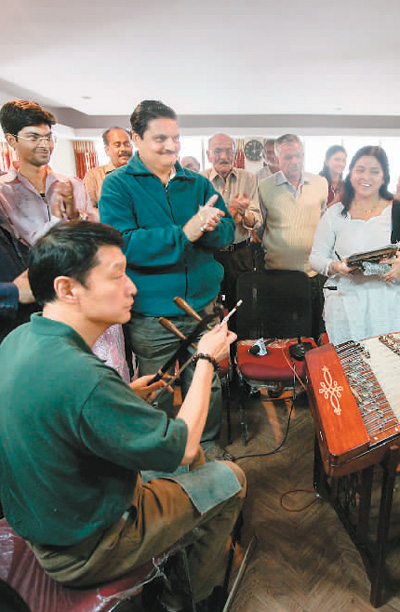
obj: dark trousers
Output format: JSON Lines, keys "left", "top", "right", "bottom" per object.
{"left": 310, "top": 273, "right": 326, "bottom": 342}
{"left": 215, "top": 244, "right": 256, "bottom": 314}
{"left": 128, "top": 312, "right": 222, "bottom": 445}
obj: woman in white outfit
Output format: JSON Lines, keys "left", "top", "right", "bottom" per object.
{"left": 310, "top": 146, "right": 400, "bottom": 346}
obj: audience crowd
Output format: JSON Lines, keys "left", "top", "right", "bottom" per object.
{"left": 1, "top": 96, "right": 400, "bottom": 612}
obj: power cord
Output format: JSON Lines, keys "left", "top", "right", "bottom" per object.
{"left": 280, "top": 489, "right": 319, "bottom": 512}
{"left": 234, "top": 397, "right": 296, "bottom": 460}
{"left": 233, "top": 343, "right": 311, "bottom": 460}
{"left": 233, "top": 353, "right": 317, "bottom": 510}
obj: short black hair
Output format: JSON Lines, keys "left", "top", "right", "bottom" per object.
{"left": 28, "top": 221, "right": 125, "bottom": 306}
{"left": 341, "top": 146, "right": 392, "bottom": 215}
{"left": 0, "top": 100, "right": 56, "bottom": 136}
{"left": 102, "top": 126, "right": 131, "bottom": 147}
{"left": 130, "top": 100, "right": 177, "bottom": 138}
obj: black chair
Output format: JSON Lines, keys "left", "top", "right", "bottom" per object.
{"left": 234, "top": 270, "right": 317, "bottom": 444}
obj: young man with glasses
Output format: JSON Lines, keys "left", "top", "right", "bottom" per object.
{"left": 0, "top": 99, "right": 97, "bottom": 248}
{"left": 202, "top": 133, "right": 263, "bottom": 315}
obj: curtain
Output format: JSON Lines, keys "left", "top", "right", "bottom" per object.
{"left": 234, "top": 138, "right": 245, "bottom": 169}
{"left": 73, "top": 141, "right": 99, "bottom": 179}
{"left": 0, "top": 142, "right": 17, "bottom": 173}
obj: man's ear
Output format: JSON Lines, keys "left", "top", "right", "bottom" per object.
{"left": 131, "top": 131, "right": 141, "bottom": 147}
{"left": 5, "top": 133, "right": 16, "bottom": 150}
{"left": 206, "top": 150, "right": 212, "bottom": 163}
{"left": 53, "top": 276, "right": 81, "bottom": 304}
{"left": 104, "top": 144, "right": 110, "bottom": 158}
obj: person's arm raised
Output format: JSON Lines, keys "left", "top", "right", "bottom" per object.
{"left": 176, "top": 323, "right": 236, "bottom": 464}
{"left": 182, "top": 194, "right": 225, "bottom": 242}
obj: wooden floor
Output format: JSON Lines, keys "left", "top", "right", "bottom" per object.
{"left": 223, "top": 386, "right": 400, "bottom": 612}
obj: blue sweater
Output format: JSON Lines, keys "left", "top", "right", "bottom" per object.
{"left": 99, "top": 154, "right": 235, "bottom": 316}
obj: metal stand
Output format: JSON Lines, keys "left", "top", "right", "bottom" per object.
{"left": 313, "top": 436, "right": 400, "bottom": 607}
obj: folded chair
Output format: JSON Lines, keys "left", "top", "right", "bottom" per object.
{"left": 234, "top": 270, "right": 317, "bottom": 444}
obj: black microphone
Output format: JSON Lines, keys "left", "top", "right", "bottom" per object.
{"left": 289, "top": 336, "right": 313, "bottom": 361}
{"left": 248, "top": 338, "right": 267, "bottom": 356}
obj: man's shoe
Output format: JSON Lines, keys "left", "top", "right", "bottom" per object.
{"left": 204, "top": 443, "right": 235, "bottom": 462}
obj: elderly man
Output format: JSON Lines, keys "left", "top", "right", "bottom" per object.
{"left": 202, "top": 133, "right": 263, "bottom": 313}
{"left": 0, "top": 99, "right": 96, "bottom": 248}
{"left": 255, "top": 138, "right": 280, "bottom": 184}
{"left": 181, "top": 155, "right": 201, "bottom": 172}
{"left": 99, "top": 100, "right": 236, "bottom": 461}
{"left": 84, "top": 127, "right": 133, "bottom": 207}
{"left": 0, "top": 221, "right": 245, "bottom": 612}
{"left": 259, "top": 134, "right": 328, "bottom": 340}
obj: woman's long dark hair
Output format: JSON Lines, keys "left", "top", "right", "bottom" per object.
{"left": 341, "top": 146, "right": 393, "bottom": 216}
{"left": 319, "top": 145, "right": 346, "bottom": 185}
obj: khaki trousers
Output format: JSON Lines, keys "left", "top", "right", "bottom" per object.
{"left": 32, "top": 453, "right": 246, "bottom": 606}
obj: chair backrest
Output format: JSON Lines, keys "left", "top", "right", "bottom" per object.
{"left": 235, "top": 270, "right": 312, "bottom": 341}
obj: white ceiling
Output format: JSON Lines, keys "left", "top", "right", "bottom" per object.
{"left": 1, "top": 0, "right": 399, "bottom": 129}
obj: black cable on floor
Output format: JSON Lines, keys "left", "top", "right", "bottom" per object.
{"left": 234, "top": 398, "right": 296, "bottom": 460}
{"left": 280, "top": 489, "right": 319, "bottom": 512}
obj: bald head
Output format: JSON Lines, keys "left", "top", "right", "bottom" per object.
{"left": 181, "top": 156, "right": 200, "bottom": 172}
{"left": 207, "top": 133, "right": 235, "bottom": 179}
{"left": 103, "top": 127, "right": 133, "bottom": 168}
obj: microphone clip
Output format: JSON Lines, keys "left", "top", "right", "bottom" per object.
{"left": 249, "top": 338, "right": 268, "bottom": 356}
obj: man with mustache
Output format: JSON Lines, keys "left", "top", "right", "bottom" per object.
{"left": 99, "top": 100, "right": 236, "bottom": 461}
{"left": 84, "top": 127, "right": 133, "bottom": 208}
{"left": 202, "top": 133, "right": 263, "bottom": 315}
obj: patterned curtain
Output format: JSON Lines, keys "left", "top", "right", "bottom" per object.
{"left": 0, "top": 141, "right": 17, "bottom": 173}
{"left": 234, "top": 138, "right": 245, "bottom": 169}
{"left": 73, "top": 141, "right": 99, "bottom": 179}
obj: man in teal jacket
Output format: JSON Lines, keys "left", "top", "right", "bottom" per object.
{"left": 99, "top": 100, "right": 235, "bottom": 460}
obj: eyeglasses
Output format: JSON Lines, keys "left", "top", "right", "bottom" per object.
{"left": 13, "top": 132, "right": 57, "bottom": 145}
{"left": 209, "top": 148, "right": 235, "bottom": 157}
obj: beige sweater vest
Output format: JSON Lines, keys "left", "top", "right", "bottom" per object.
{"left": 259, "top": 174, "right": 328, "bottom": 275}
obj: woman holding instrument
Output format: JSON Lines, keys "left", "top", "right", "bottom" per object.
{"left": 310, "top": 146, "right": 400, "bottom": 346}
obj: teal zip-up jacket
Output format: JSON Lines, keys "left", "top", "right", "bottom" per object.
{"left": 99, "top": 153, "right": 235, "bottom": 317}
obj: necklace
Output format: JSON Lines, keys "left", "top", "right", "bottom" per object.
{"left": 362, "top": 205, "right": 379, "bottom": 215}
{"left": 351, "top": 198, "right": 388, "bottom": 220}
